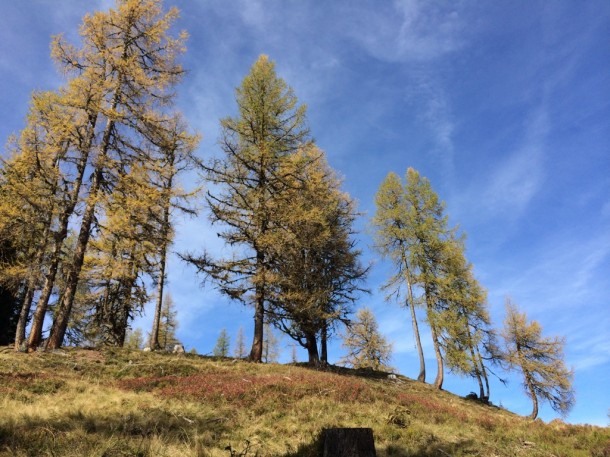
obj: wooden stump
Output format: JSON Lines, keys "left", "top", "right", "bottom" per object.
{"left": 323, "top": 428, "right": 377, "bottom": 457}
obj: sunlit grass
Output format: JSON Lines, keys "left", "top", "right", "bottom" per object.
{"left": 0, "top": 347, "right": 608, "bottom": 456}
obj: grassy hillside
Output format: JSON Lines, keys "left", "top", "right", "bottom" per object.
{"left": 0, "top": 347, "right": 608, "bottom": 457}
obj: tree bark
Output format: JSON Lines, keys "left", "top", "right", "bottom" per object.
{"left": 46, "top": 167, "right": 102, "bottom": 349}
{"left": 16, "top": 231, "right": 53, "bottom": 349}
{"left": 27, "top": 122, "right": 94, "bottom": 351}
{"left": 150, "top": 254, "right": 166, "bottom": 350}
{"left": 430, "top": 323, "right": 444, "bottom": 389}
{"left": 481, "top": 361, "right": 490, "bottom": 400}
{"left": 518, "top": 340, "right": 539, "bottom": 420}
{"left": 14, "top": 284, "right": 35, "bottom": 350}
{"left": 474, "top": 344, "right": 490, "bottom": 400}
{"left": 424, "top": 285, "right": 444, "bottom": 389}
{"left": 468, "top": 336, "right": 485, "bottom": 399}
{"left": 249, "top": 251, "right": 264, "bottom": 362}
{"left": 46, "top": 100, "right": 119, "bottom": 349}
{"left": 403, "top": 260, "right": 425, "bottom": 382}
{"left": 27, "top": 214, "right": 81, "bottom": 350}
{"left": 526, "top": 375, "right": 539, "bottom": 420}
{"left": 249, "top": 296, "right": 264, "bottom": 362}
{"left": 150, "top": 168, "right": 173, "bottom": 350}
{"left": 320, "top": 320, "right": 328, "bottom": 365}
{"left": 305, "top": 331, "right": 320, "bottom": 365}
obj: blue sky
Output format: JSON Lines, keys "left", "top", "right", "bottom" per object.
{"left": 1, "top": 1, "right": 608, "bottom": 426}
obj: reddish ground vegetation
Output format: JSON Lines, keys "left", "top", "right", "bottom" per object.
{"left": 119, "top": 370, "right": 376, "bottom": 407}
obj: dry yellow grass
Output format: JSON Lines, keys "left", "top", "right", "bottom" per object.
{"left": 0, "top": 347, "right": 608, "bottom": 456}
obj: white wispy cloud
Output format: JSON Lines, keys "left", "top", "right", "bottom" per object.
{"left": 485, "top": 107, "right": 548, "bottom": 215}
{"left": 236, "top": 0, "right": 266, "bottom": 29}
{"left": 451, "top": 105, "right": 549, "bottom": 231}
{"left": 342, "top": 0, "right": 466, "bottom": 63}
{"left": 566, "top": 322, "right": 610, "bottom": 372}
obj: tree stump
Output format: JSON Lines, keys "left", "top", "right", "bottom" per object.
{"left": 323, "top": 428, "right": 377, "bottom": 457}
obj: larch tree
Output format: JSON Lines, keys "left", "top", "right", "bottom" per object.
{"left": 124, "top": 328, "right": 144, "bottom": 349}
{"left": 23, "top": 87, "right": 100, "bottom": 351}
{"left": 290, "top": 344, "right": 298, "bottom": 363}
{"left": 266, "top": 145, "right": 368, "bottom": 365}
{"left": 340, "top": 307, "right": 393, "bottom": 372}
{"left": 502, "top": 300, "right": 575, "bottom": 420}
{"left": 213, "top": 328, "right": 231, "bottom": 357}
{"left": 149, "top": 117, "right": 199, "bottom": 350}
{"left": 84, "top": 163, "right": 162, "bottom": 346}
{"left": 0, "top": 90, "right": 76, "bottom": 350}
{"left": 435, "top": 239, "right": 498, "bottom": 400}
{"left": 154, "top": 293, "right": 180, "bottom": 350}
{"left": 262, "top": 322, "right": 281, "bottom": 363}
{"left": 234, "top": 326, "right": 247, "bottom": 358}
{"left": 372, "top": 168, "right": 456, "bottom": 388}
{"left": 8, "top": 0, "right": 198, "bottom": 351}
{"left": 372, "top": 171, "right": 426, "bottom": 382}
{"left": 403, "top": 167, "right": 456, "bottom": 389}
{"left": 184, "top": 55, "right": 309, "bottom": 362}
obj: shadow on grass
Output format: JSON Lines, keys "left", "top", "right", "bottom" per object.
{"left": 278, "top": 430, "right": 478, "bottom": 457}
{"left": 0, "top": 407, "right": 229, "bottom": 456}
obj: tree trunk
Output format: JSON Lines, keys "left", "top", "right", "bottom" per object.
{"left": 404, "top": 263, "right": 425, "bottom": 382}
{"left": 46, "top": 103, "right": 119, "bottom": 350}
{"left": 474, "top": 344, "right": 490, "bottom": 400}
{"left": 305, "top": 332, "right": 320, "bottom": 365}
{"left": 481, "top": 361, "right": 490, "bottom": 400}
{"left": 526, "top": 376, "right": 539, "bottom": 420}
{"left": 14, "top": 285, "right": 35, "bottom": 350}
{"left": 249, "top": 249, "right": 265, "bottom": 362}
{"left": 16, "top": 236, "right": 51, "bottom": 349}
{"left": 399, "top": 253, "right": 425, "bottom": 382}
{"left": 46, "top": 172, "right": 101, "bottom": 349}
{"left": 320, "top": 320, "right": 328, "bottom": 364}
{"left": 426, "top": 298, "right": 444, "bottom": 389}
{"left": 469, "top": 338, "right": 485, "bottom": 399}
{"left": 150, "top": 176, "right": 172, "bottom": 350}
{"left": 27, "top": 126, "right": 94, "bottom": 351}
{"left": 249, "top": 297, "right": 264, "bottom": 361}
{"left": 430, "top": 323, "right": 444, "bottom": 389}
{"left": 150, "top": 255, "right": 165, "bottom": 350}
{"left": 519, "top": 340, "right": 538, "bottom": 420}
{"left": 27, "top": 241, "right": 62, "bottom": 351}
{"left": 424, "top": 287, "right": 444, "bottom": 389}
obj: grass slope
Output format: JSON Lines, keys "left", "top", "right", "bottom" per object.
{"left": 0, "top": 347, "right": 608, "bottom": 456}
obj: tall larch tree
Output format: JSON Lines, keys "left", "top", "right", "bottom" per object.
{"left": 372, "top": 171, "right": 426, "bottom": 382}
{"left": 265, "top": 145, "right": 367, "bottom": 365}
{"left": 84, "top": 163, "right": 162, "bottom": 346}
{"left": 155, "top": 293, "right": 180, "bottom": 350}
{"left": 234, "top": 326, "right": 247, "bottom": 358}
{"left": 24, "top": 86, "right": 101, "bottom": 351}
{"left": 0, "top": 90, "right": 76, "bottom": 350}
{"left": 502, "top": 299, "right": 575, "bottom": 420}
{"left": 149, "top": 117, "right": 199, "bottom": 350}
{"left": 435, "top": 239, "right": 498, "bottom": 400}
{"left": 185, "top": 55, "right": 309, "bottom": 362}
{"left": 262, "top": 322, "right": 281, "bottom": 363}
{"left": 32, "top": 0, "right": 196, "bottom": 350}
{"left": 404, "top": 168, "right": 456, "bottom": 389}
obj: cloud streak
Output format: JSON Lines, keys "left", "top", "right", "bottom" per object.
{"left": 342, "top": 0, "right": 467, "bottom": 63}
